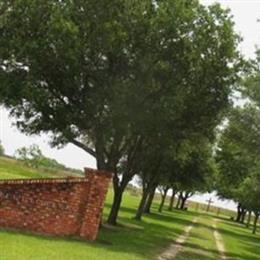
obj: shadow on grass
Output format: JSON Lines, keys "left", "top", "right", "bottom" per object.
{"left": 2, "top": 200, "right": 260, "bottom": 260}
{"left": 0, "top": 204, "right": 198, "bottom": 259}
{"left": 98, "top": 207, "right": 198, "bottom": 258}
{"left": 103, "top": 201, "right": 260, "bottom": 259}
{"left": 175, "top": 250, "right": 216, "bottom": 260}
{"left": 177, "top": 241, "right": 241, "bottom": 260}
{"left": 211, "top": 215, "right": 260, "bottom": 259}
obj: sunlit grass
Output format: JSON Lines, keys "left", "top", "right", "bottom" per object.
{"left": 0, "top": 156, "right": 57, "bottom": 179}
{"left": 0, "top": 157, "right": 260, "bottom": 259}
{"left": 0, "top": 188, "right": 196, "bottom": 260}
{"left": 217, "top": 216, "right": 260, "bottom": 259}
{"left": 175, "top": 214, "right": 219, "bottom": 260}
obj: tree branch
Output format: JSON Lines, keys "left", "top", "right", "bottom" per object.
{"left": 70, "top": 139, "right": 97, "bottom": 158}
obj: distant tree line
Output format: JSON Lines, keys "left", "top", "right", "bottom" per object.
{"left": 14, "top": 144, "right": 83, "bottom": 175}
{"left": 14, "top": 144, "right": 63, "bottom": 169}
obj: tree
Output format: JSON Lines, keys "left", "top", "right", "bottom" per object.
{"left": 0, "top": 141, "right": 4, "bottom": 156}
{"left": 135, "top": 136, "right": 215, "bottom": 218}
{"left": 0, "top": 0, "right": 242, "bottom": 225}
{"left": 144, "top": 184, "right": 158, "bottom": 214}
{"left": 168, "top": 185, "right": 178, "bottom": 211}
{"left": 174, "top": 139, "right": 215, "bottom": 210}
{"left": 238, "top": 171, "right": 260, "bottom": 234}
{"left": 87, "top": 0, "right": 242, "bottom": 225}
{"left": 215, "top": 106, "right": 260, "bottom": 223}
{"left": 0, "top": 0, "right": 161, "bottom": 171}
{"left": 15, "top": 144, "right": 43, "bottom": 168}
{"left": 15, "top": 144, "right": 66, "bottom": 170}
{"left": 133, "top": 140, "right": 165, "bottom": 220}
{"left": 158, "top": 185, "right": 170, "bottom": 212}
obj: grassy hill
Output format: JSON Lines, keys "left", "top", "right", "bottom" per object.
{"left": 0, "top": 156, "right": 82, "bottom": 179}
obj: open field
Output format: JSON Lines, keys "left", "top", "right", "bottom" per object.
{"left": 0, "top": 157, "right": 259, "bottom": 259}
{"left": 0, "top": 156, "right": 81, "bottom": 179}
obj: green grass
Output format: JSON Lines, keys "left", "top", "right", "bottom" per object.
{"left": 216, "top": 216, "right": 260, "bottom": 259}
{"left": 0, "top": 156, "right": 197, "bottom": 259}
{"left": 0, "top": 156, "right": 78, "bottom": 179}
{"left": 175, "top": 214, "right": 219, "bottom": 260}
{"left": 0, "top": 156, "right": 57, "bottom": 179}
{"left": 0, "top": 189, "right": 198, "bottom": 260}
{"left": 0, "top": 156, "right": 197, "bottom": 258}
{"left": 0, "top": 157, "right": 260, "bottom": 259}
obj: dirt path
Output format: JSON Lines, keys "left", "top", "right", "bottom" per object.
{"left": 157, "top": 217, "right": 198, "bottom": 260}
{"left": 212, "top": 219, "right": 227, "bottom": 260}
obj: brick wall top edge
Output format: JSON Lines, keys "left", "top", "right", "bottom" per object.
{"left": 84, "top": 167, "right": 113, "bottom": 178}
{"left": 0, "top": 177, "right": 89, "bottom": 185}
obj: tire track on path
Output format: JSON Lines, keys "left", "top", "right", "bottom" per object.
{"left": 212, "top": 219, "right": 227, "bottom": 260}
{"left": 157, "top": 217, "right": 199, "bottom": 260}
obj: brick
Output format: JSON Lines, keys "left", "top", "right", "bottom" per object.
{"left": 0, "top": 168, "right": 112, "bottom": 241}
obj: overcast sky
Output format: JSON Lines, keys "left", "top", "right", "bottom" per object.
{"left": 202, "top": 0, "right": 260, "bottom": 58}
{"left": 0, "top": 0, "right": 260, "bottom": 175}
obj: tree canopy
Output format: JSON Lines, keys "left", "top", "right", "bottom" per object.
{"left": 0, "top": 0, "right": 243, "bottom": 225}
{"left": 215, "top": 105, "right": 260, "bottom": 231}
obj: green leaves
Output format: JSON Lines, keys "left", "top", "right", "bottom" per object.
{"left": 0, "top": 0, "right": 242, "bottom": 172}
{"left": 215, "top": 105, "right": 260, "bottom": 211}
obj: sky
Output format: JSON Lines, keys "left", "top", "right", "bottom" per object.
{"left": 0, "top": 0, "right": 259, "bottom": 209}
{"left": 192, "top": 0, "right": 260, "bottom": 209}
{"left": 0, "top": 109, "right": 97, "bottom": 169}
{"left": 202, "top": 0, "right": 260, "bottom": 59}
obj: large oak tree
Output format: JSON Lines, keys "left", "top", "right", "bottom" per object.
{"left": 0, "top": 0, "right": 242, "bottom": 224}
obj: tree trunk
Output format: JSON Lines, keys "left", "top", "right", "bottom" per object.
{"left": 236, "top": 203, "right": 242, "bottom": 222}
{"left": 135, "top": 189, "right": 150, "bottom": 220}
{"left": 168, "top": 190, "right": 176, "bottom": 211}
{"left": 241, "top": 209, "right": 247, "bottom": 224}
{"left": 107, "top": 187, "right": 123, "bottom": 225}
{"left": 176, "top": 193, "right": 182, "bottom": 209}
{"left": 95, "top": 137, "right": 107, "bottom": 171}
{"left": 158, "top": 187, "right": 169, "bottom": 212}
{"left": 95, "top": 147, "right": 117, "bottom": 227}
{"left": 253, "top": 213, "right": 259, "bottom": 234}
{"left": 180, "top": 197, "right": 187, "bottom": 210}
{"left": 179, "top": 191, "right": 192, "bottom": 210}
{"left": 107, "top": 171, "right": 132, "bottom": 225}
{"left": 246, "top": 211, "right": 252, "bottom": 228}
{"left": 144, "top": 184, "right": 156, "bottom": 214}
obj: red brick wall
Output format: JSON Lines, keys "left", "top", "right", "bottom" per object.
{"left": 0, "top": 168, "right": 112, "bottom": 241}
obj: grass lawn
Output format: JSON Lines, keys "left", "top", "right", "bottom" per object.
{"left": 174, "top": 211, "right": 260, "bottom": 260}
{"left": 175, "top": 214, "right": 219, "bottom": 260}
{"left": 0, "top": 156, "right": 59, "bottom": 179}
{"left": 0, "top": 156, "right": 81, "bottom": 179}
{"left": 0, "top": 156, "right": 197, "bottom": 259}
{"left": 0, "top": 189, "right": 197, "bottom": 260}
{"left": 217, "top": 216, "right": 260, "bottom": 259}
{"left": 0, "top": 157, "right": 260, "bottom": 259}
